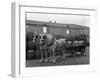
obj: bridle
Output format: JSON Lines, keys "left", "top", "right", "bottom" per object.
{"left": 40, "top": 40, "right": 47, "bottom": 46}
{"left": 40, "top": 35, "right": 47, "bottom": 47}
{"left": 47, "top": 37, "right": 55, "bottom": 47}
{"left": 33, "top": 33, "right": 40, "bottom": 43}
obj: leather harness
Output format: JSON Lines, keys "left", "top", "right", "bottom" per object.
{"left": 40, "top": 36, "right": 55, "bottom": 51}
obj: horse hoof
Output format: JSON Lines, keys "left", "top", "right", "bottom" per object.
{"left": 40, "top": 59, "right": 44, "bottom": 63}
{"left": 52, "top": 60, "right": 56, "bottom": 63}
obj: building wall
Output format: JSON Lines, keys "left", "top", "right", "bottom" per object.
{"left": 26, "top": 24, "right": 89, "bottom": 38}
{"left": 26, "top": 25, "right": 43, "bottom": 34}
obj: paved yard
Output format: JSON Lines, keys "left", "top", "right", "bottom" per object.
{"left": 26, "top": 54, "right": 89, "bottom": 67}
{"left": 26, "top": 47, "right": 89, "bottom": 67}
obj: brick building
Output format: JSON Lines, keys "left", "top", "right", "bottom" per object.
{"left": 26, "top": 20, "right": 89, "bottom": 38}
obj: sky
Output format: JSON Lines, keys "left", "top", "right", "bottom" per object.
{"left": 26, "top": 13, "right": 90, "bottom": 27}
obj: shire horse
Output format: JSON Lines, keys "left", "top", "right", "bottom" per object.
{"left": 39, "top": 33, "right": 56, "bottom": 63}
{"left": 39, "top": 33, "right": 66, "bottom": 63}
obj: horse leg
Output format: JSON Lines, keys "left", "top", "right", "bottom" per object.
{"left": 40, "top": 50, "right": 44, "bottom": 62}
{"left": 44, "top": 50, "right": 48, "bottom": 62}
{"left": 52, "top": 48, "right": 56, "bottom": 63}
{"left": 62, "top": 48, "right": 66, "bottom": 59}
{"left": 49, "top": 49, "right": 52, "bottom": 63}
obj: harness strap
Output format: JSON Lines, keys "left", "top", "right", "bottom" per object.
{"left": 47, "top": 37, "right": 55, "bottom": 47}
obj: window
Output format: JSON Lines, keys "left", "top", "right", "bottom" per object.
{"left": 66, "top": 29, "right": 70, "bottom": 34}
{"left": 43, "top": 27, "right": 47, "bottom": 33}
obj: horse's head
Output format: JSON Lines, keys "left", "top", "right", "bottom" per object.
{"left": 39, "top": 33, "right": 47, "bottom": 46}
{"left": 32, "top": 32, "right": 40, "bottom": 43}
